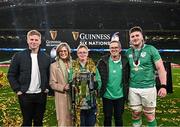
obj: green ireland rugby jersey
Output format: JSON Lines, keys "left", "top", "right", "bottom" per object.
{"left": 126, "top": 44, "right": 161, "bottom": 88}
{"left": 103, "top": 57, "right": 123, "bottom": 99}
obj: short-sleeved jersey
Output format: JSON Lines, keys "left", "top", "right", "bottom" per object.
{"left": 126, "top": 44, "right": 161, "bottom": 88}
{"left": 103, "top": 57, "right": 123, "bottom": 99}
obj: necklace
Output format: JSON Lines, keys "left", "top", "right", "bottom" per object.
{"left": 131, "top": 44, "right": 144, "bottom": 71}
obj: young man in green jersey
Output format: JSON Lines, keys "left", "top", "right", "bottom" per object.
{"left": 126, "top": 26, "right": 167, "bottom": 127}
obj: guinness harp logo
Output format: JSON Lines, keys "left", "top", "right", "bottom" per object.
{"left": 49, "top": 30, "right": 57, "bottom": 40}
{"left": 72, "top": 31, "right": 79, "bottom": 41}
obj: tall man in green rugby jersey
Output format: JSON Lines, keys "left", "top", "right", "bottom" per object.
{"left": 126, "top": 26, "right": 167, "bottom": 127}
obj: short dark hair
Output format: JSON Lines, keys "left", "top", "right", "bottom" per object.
{"left": 110, "top": 41, "right": 121, "bottom": 48}
{"left": 129, "top": 26, "right": 143, "bottom": 35}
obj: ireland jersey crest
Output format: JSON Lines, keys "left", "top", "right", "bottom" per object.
{"left": 141, "top": 52, "right": 146, "bottom": 58}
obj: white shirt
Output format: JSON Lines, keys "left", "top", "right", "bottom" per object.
{"left": 26, "top": 53, "right": 41, "bottom": 93}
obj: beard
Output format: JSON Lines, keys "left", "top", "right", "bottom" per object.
{"left": 132, "top": 40, "right": 144, "bottom": 49}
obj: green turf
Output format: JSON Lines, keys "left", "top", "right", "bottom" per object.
{"left": 0, "top": 67, "right": 8, "bottom": 73}
{"left": 0, "top": 67, "right": 180, "bottom": 126}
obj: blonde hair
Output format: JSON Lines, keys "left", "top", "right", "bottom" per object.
{"left": 27, "top": 30, "right": 41, "bottom": 39}
{"left": 56, "top": 42, "right": 71, "bottom": 60}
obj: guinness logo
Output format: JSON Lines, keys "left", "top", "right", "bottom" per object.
{"left": 72, "top": 31, "right": 79, "bottom": 41}
{"left": 49, "top": 30, "right": 57, "bottom": 40}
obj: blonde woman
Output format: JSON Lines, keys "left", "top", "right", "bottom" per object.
{"left": 49, "top": 42, "right": 72, "bottom": 126}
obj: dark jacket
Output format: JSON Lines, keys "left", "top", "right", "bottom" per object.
{"left": 8, "top": 49, "right": 51, "bottom": 93}
{"left": 97, "top": 54, "right": 130, "bottom": 100}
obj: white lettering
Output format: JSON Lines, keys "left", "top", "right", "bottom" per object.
{"left": 79, "top": 33, "right": 111, "bottom": 40}
{"left": 88, "top": 41, "right": 110, "bottom": 45}
{"left": 46, "top": 40, "right": 61, "bottom": 47}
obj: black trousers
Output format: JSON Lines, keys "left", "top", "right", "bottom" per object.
{"left": 18, "top": 92, "right": 47, "bottom": 126}
{"left": 102, "top": 97, "right": 124, "bottom": 127}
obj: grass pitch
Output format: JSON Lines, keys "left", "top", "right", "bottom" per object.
{"left": 0, "top": 67, "right": 179, "bottom": 126}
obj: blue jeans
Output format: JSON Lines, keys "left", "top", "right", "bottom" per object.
{"left": 80, "top": 108, "right": 96, "bottom": 126}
